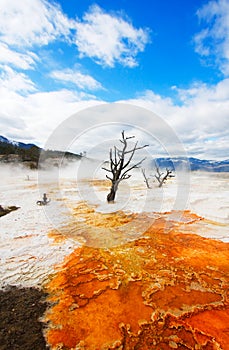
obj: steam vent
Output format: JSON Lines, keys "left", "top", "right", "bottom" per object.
{"left": 45, "top": 205, "right": 229, "bottom": 349}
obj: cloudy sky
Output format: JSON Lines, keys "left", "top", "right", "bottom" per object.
{"left": 0, "top": 0, "right": 229, "bottom": 159}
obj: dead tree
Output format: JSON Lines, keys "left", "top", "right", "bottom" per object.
{"left": 154, "top": 166, "right": 175, "bottom": 187}
{"left": 141, "top": 168, "right": 151, "bottom": 189}
{"left": 102, "top": 131, "right": 148, "bottom": 202}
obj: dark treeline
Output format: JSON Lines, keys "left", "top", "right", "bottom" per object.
{"left": 0, "top": 141, "right": 81, "bottom": 169}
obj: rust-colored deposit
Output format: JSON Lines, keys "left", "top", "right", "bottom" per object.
{"left": 45, "top": 208, "right": 229, "bottom": 349}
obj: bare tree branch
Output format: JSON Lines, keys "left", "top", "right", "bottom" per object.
{"left": 105, "top": 174, "right": 113, "bottom": 181}
{"left": 123, "top": 144, "right": 149, "bottom": 154}
{"left": 121, "top": 157, "right": 146, "bottom": 179}
{"left": 101, "top": 167, "right": 112, "bottom": 173}
{"left": 141, "top": 168, "right": 151, "bottom": 189}
{"left": 103, "top": 130, "right": 148, "bottom": 202}
{"left": 154, "top": 166, "right": 174, "bottom": 187}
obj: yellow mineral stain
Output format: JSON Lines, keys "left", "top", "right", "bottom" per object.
{"left": 55, "top": 202, "right": 141, "bottom": 247}
{"left": 24, "top": 184, "right": 38, "bottom": 190}
{"left": 72, "top": 201, "right": 137, "bottom": 228}
{"left": 45, "top": 209, "right": 229, "bottom": 349}
{"left": 48, "top": 229, "right": 67, "bottom": 243}
{"left": 90, "top": 179, "right": 110, "bottom": 190}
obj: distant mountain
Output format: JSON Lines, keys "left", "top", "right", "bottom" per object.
{"left": 0, "top": 135, "right": 37, "bottom": 150}
{"left": 154, "top": 157, "right": 229, "bottom": 172}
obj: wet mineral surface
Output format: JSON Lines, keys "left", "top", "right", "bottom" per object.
{"left": 45, "top": 206, "right": 229, "bottom": 349}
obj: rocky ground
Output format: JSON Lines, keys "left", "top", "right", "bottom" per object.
{"left": 0, "top": 286, "right": 48, "bottom": 350}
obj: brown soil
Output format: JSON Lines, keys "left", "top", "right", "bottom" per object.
{"left": 0, "top": 286, "right": 49, "bottom": 350}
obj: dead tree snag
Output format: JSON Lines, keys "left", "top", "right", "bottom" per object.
{"left": 141, "top": 168, "right": 151, "bottom": 189}
{"left": 102, "top": 131, "right": 148, "bottom": 202}
{"left": 154, "top": 166, "right": 175, "bottom": 187}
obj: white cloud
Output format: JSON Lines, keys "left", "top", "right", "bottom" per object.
{"left": 0, "top": 43, "right": 38, "bottom": 70}
{"left": 50, "top": 68, "right": 103, "bottom": 90}
{"left": 0, "top": 79, "right": 228, "bottom": 160}
{"left": 0, "top": 66, "right": 37, "bottom": 92}
{"left": 194, "top": 0, "right": 229, "bottom": 75}
{"left": 0, "top": 0, "right": 76, "bottom": 95}
{"left": 0, "top": 85, "right": 101, "bottom": 146}
{"left": 0, "top": 1, "right": 150, "bottom": 68}
{"left": 74, "top": 5, "right": 150, "bottom": 67}
{"left": 0, "top": 0, "right": 73, "bottom": 47}
{"left": 173, "top": 79, "right": 229, "bottom": 103}
{"left": 0, "top": 1, "right": 150, "bottom": 77}
{"left": 123, "top": 79, "right": 229, "bottom": 160}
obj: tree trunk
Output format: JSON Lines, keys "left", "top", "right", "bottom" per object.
{"left": 107, "top": 181, "right": 118, "bottom": 202}
{"left": 107, "top": 188, "right": 116, "bottom": 202}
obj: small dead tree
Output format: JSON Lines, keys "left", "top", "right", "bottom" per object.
{"left": 141, "top": 168, "right": 151, "bottom": 189}
{"left": 102, "top": 131, "right": 148, "bottom": 202}
{"left": 154, "top": 166, "right": 175, "bottom": 187}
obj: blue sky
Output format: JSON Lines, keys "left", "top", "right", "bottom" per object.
{"left": 0, "top": 0, "right": 229, "bottom": 159}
